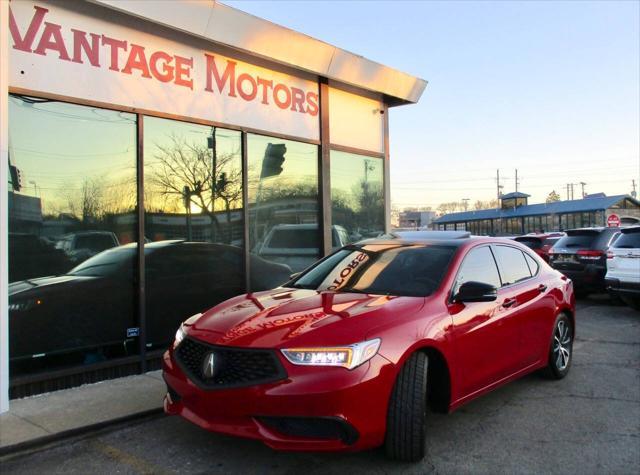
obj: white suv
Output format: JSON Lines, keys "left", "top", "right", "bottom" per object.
{"left": 605, "top": 226, "right": 640, "bottom": 310}
{"left": 255, "top": 224, "right": 350, "bottom": 272}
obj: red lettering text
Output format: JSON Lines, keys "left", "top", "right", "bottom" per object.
{"left": 71, "top": 29, "right": 100, "bottom": 67}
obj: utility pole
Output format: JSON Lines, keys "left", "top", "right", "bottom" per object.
{"left": 580, "top": 182, "right": 587, "bottom": 198}
{"left": 566, "top": 183, "right": 571, "bottom": 201}
{"left": 570, "top": 183, "right": 575, "bottom": 200}
{"left": 515, "top": 169, "right": 519, "bottom": 192}
{"left": 632, "top": 179, "right": 637, "bottom": 199}
{"left": 496, "top": 169, "right": 503, "bottom": 200}
{"left": 462, "top": 198, "right": 470, "bottom": 211}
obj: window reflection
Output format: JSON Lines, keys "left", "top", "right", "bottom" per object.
{"left": 7, "top": 96, "right": 138, "bottom": 376}
{"left": 248, "top": 134, "right": 319, "bottom": 283}
{"left": 143, "top": 117, "right": 246, "bottom": 349}
{"left": 331, "top": 151, "right": 384, "bottom": 244}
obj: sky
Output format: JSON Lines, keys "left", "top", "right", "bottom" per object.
{"left": 225, "top": 0, "right": 640, "bottom": 210}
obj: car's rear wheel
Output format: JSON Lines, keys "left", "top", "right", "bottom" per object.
{"left": 542, "top": 313, "right": 573, "bottom": 379}
{"left": 385, "top": 352, "right": 428, "bottom": 462}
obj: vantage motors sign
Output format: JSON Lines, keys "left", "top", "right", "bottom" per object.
{"left": 8, "top": 1, "right": 320, "bottom": 140}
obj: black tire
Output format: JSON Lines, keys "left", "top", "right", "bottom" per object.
{"left": 385, "top": 352, "right": 428, "bottom": 462}
{"left": 542, "top": 313, "right": 573, "bottom": 379}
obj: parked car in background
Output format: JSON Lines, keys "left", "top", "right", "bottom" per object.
{"left": 255, "top": 224, "right": 350, "bottom": 272}
{"left": 8, "top": 233, "right": 72, "bottom": 282}
{"left": 55, "top": 231, "right": 120, "bottom": 264}
{"left": 513, "top": 233, "right": 565, "bottom": 263}
{"left": 9, "top": 241, "right": 292, "bottom": 372}
{"left": 548, "top": 227, "right": 620, "bottom": 295}
{"left": 164, "top": 235, "right": 575, "bottom": 461}
{"left": 605, "top": 226, "right": 640, "bottom": 310}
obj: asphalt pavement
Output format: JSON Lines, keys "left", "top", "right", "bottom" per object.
{"left": 2, "top": 295, "right": 639, "bottom": 474}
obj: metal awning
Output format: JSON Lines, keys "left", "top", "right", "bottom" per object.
{"left": 87, "top": 0, "right": 427, "bottom": 105}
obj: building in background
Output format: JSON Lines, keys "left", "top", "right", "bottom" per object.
{"left": 0, "top": 0, "right": 425, "bottom": 406}
{"left": 398, "top": 209, "right": 437, "bottom": 229}
{"left": 433, "top": 192, "right": 640, "bottom": 235}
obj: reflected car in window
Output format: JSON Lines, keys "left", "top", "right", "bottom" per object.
{"left": 55, "top": 231, "right": 120, "bottom": 264}
{"left": 255, "top": 224, "right": 349, "bottom": 272}
{"left": 9, "top": 233, "right": 73, "bottom": 282}
{"left": 163, "top": 236, "right": 575, "bottom": 461}
{"left": 9, "top": 241, "right": 291, "bottom": 371}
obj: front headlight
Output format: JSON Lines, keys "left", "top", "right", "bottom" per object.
{"left": 281, "top": 338, "right": 381, "bottom": 370}
{"left": 174, "top": 324, "right": 187, "bottom": 347}
{"left": 173, "top": 313, "right": 203, "bottom": 347}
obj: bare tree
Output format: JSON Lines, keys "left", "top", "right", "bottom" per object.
{"left": 473, "top": 199, "right": 499, "bottom": 210}
{"left": 148, "top": 132, "right": 242, "bottom": 242}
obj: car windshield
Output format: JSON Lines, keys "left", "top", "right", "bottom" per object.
{"left": 287, "top": 244, "right": 457, "bottom": 297}
{"left": 267, "top": 229, "right": 320, "bottom": 249}
{"left": 75, "top": 234, "right": 115, "bottom": 251}
{"left": 68, "top": 247, "right": 136, "bottom": 277}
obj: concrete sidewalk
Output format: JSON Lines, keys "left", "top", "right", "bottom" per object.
{"left": 0, "top": 371, "right": 166, "bottom": 454}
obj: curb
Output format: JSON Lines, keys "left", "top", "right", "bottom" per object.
{"left": 0, "top": 407, "right": 165, "bottom": 459}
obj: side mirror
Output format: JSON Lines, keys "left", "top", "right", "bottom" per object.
{"left": 454, "top": 281, "right": 498, "bottom": 303}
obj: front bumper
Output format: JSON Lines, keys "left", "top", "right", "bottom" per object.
{"left": 162, "top": 346, "right": 396, "bottom": 452}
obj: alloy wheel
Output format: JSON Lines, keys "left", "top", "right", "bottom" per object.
{"left": 553, "top": 319, "right": 572, "bottom": 371}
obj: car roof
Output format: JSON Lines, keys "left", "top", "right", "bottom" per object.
{"left": 388, "top": 230, "right": 471, "bottom": 240}
{"left": 356, "top": 234, "right": 510, "bottom": 249}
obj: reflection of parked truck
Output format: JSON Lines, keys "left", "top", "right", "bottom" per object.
{"left": 255, "top": 224, "right": 350, "bottom": 272}
{"left": 56, "top": 231, "right": 120, "bottom": 264}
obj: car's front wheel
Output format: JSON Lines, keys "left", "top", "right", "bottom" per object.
{"left": 543, "top": 313, "right": 573, "bottom": 379}
{"left": 385, "top": 351, "right": 428, "bottom": 462}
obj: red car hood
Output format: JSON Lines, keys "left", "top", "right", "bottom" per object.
{"left": 187, "top": 288, "right": 425, "bottom": 348}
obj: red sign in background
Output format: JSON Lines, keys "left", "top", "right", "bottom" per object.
{"left": 607, "top": 214, "right": 621, "bottom": 227}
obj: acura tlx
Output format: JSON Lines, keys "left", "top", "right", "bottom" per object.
{"left": 162, "top": 235, "right": 575, "bottom": 461}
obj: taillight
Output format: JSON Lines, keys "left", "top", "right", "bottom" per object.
{"left": 577, "top": 249, "right": 604, "bottom": 260}
{"left": 606, "top": 250, "right": 614, "bottom": 259}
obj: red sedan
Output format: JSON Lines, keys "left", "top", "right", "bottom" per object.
{"left": 162, "top": 236, "right": 575, "bottom": 461}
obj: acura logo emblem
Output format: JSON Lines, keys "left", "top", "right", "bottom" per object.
{"left": 202, "top": 352, "right": 216, "bottom": 379}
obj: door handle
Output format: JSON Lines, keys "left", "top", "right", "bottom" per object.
{"left": 502, "top": 298, "right": 517, "bottom": 308}
{"left": 538, "top": 284, "right": 547, "bottom": 293}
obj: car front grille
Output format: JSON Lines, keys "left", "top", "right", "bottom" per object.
{"left": 175, "top": 337, "right": 287, "bottom": 389}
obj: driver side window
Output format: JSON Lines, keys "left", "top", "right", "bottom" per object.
{"left": 454, "top": 246, "right": 501, "bottom": 295}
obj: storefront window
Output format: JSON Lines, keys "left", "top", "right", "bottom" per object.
{"left": 331, "top": 151, "right": 384, "bottom": 244}
{"left": 248, "top": 134, "right": 319, "bottom": 285}
{"left": 8, "top": 96, "right": 138, "bottom": 377}
{"left": 143, "top": 117, "right": 244, "bottom": 348}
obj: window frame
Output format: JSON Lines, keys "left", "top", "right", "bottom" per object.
{"left": 449, "top": 244, "right": 502, "bottom": 301}
{"left": 491, "top": 244, "right": 539, "bottom": 288}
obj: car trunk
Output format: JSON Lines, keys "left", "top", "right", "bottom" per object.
{"left": 550, "top": 230, "right": 606, "bottom": 271}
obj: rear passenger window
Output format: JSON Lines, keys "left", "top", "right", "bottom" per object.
{"left": 493, "top": 246, "right": 532, "bottom": 286}
{"left": 454, "top": 246, "right": 502, "bottom": 294}
{"left": 524, "top": 253, "right": 539, "bottom": 275}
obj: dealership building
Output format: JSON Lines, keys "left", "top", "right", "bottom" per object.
{"left": 432, "top": 192, "right": 640, "bottom": 235}
{"left": 0, "top": 0, "right": 426, "bottom": 410}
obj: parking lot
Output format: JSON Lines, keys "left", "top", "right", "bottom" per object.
{"left": 2, "top": 295, "right": 638, "bottom": 474}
